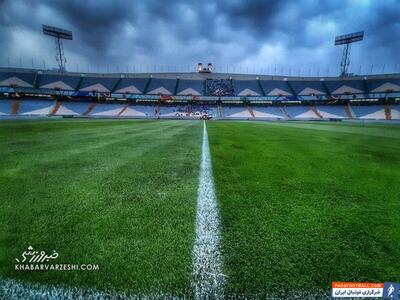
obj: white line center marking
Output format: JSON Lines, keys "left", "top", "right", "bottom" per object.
{"left": 192, "top": 121, "right": 225, "bottom": 299}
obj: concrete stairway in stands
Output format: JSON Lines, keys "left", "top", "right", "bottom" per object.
{"left": 11, "top": 98, "right": 19, "bottom": 115}
{"left": 280, "top": 106, "right": 289, "bottom": 118}
{"left": 384, "top": 104, "right": 392, "bottom": 120}
{"left": 118, "top": 104, "right": 130, "bottom": 116}
{"left": 84, "top": 102, "right": 97, "bottom": 115}
{"left": 311, "top": 106, "right": 322, "bottom": 118}
{"left": 247, "top": 105, "right": 255, "bottom": 117}
{"left": 344, "top": 104, "right": 353, "bottom": 118}
{"left": 50, "top": 100, "right": 62, "bottom": 115}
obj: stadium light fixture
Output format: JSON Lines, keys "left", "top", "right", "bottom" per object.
{"left": 335, "top": 31, "right": 364, "bottom": 76}
{"left": 42, "top": 25, "right": 73, "bottom": 72}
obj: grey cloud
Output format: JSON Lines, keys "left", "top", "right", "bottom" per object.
{"left": 0, "top": 0, "right": 398, "bottom": 74}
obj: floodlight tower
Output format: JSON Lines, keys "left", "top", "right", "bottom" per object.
{"left": 335, "top": 31, "right": 364, "bottom": 76}
{"left": 42, "top": 25, "right": 73, "bottom": 72}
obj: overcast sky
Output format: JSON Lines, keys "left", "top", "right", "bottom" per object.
{"left": 0, "top": 0, "right": 399, "bottom": 75}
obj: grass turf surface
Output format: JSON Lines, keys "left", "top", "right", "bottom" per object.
{"left": 0, "top": 119, "right": 202, "bottom": 296}
{"left": 207, "top": 121, "right": 400, "bottom": 298}
{"left": 1, "top": 119, "right": 400, "bottom": 299}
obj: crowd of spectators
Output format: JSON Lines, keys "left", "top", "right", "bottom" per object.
{"left": 207, "top": 79, "right": 235, "bottom": 96}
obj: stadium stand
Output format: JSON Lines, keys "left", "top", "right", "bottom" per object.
{"left": 207, "top": 79, "right": 235, "bottom": 96}
{"left": 252, "top": 106, "right": 285, "bottom": 118}
{"left": 177, "top": 80, "right": 204, "bottom": 96}
{"left": 391, "top": 105, "right": 400, "bottom": 119}
{"left": 19, "top": 99, "right": 55, "bottom": 115}
{"left": 289, "top": 80, "right": 326, "bottom": 96}
{"left": 38, "top": 74, "right": 80, "bottom": 90}
{"left": 235, "top": 80, "right": 262, "bottom": 96}
{"left": 285, "top": 105, "right": 319, "bottom": 119}
{"left": 350, "top": 105, "right": 386, "bottom": 119}
{"left": 260, "top": 80, "right": 292, "bottom": 96}
{"left": 159, "top": 105, "right": 188, "bottom": 117}
{"left": 120, "top": 105, "right": 155, "bottom": 117}
{"left": 188, "top": 105, "right": 218, "bottom": 117}
{"left": 114, "top": 77, "right": 149, "bottom": 94}
{"left": 316, "top": 105, "right": 347, "bottom": 118}
{"left": 324, "top": 79, "right": 366, "bottom": 95}
{"left": 0, "top": 68, "right": 399, "bottom": 121}
{"left": 366, "top": 78, "right": 400, "bottom": 94}
{"left": 147, "top": 78, "right": 177, "bottom": 95}
{"left": 0, "top": 71, "right": 34, "bottom": 87}
{"left": 55, "top": 102, "right": 92, "bottom": 116}
{"left": 79, "top": 77, "right": 119, "bottom": 93}
{"left": 90, "top": 103, "right": 125, "bottom": 116}
{"left": 0, "top": 99, "right": 13, "bottom": 115}
{"left": 223, "top": 106, "right": 252, "bottom": 118}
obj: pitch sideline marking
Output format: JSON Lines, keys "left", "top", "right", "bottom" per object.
{"left": 191, "top": 121, "right": 225, "bottom": 299}
{"left": 0, "top": 121, "right": 226, "bottom": 299}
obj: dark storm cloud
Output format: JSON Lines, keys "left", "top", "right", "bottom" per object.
{"left": 0, "top": 0, "right": 399, "bottom": 74}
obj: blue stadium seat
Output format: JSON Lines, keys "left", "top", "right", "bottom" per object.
{"left": 114, "top": 78, "right": 149, "bottom": 94}
{"left": 19, "top": 99, "right": 55, "bottom": 115}
{"left": 0, "top": 99, "right": 13, "bottom": 115}
{"left": 259, "top": 80, "right": 292, "bottom": 96}
{"left": 147, "top": 78, "right": 177, "bottom": 95}
{"left": 234, "top": 80, "right": 262, "bottom": 96}
{"left": 177, "top": 80, "right": 204, "bottom": 95}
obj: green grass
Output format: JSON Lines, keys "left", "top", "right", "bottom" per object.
{"left": 1, "top": 118, "right": 400, "bottom": 299}
{"left": 0, "top": 119, "right": 202, "bottom": 296}
{"left": 207, "top": 121, "right": 400, "bottom": 298}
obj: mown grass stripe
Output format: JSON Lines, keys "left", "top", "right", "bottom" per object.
{"left": 191, "top": 121, "right": 225, "bottom": 299}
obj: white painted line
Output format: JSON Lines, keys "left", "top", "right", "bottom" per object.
{"left": 191, "top": 121, "right": 225, "bottom": 299}
{"left": 0, "top": 277, "right": 180, "bottom": 300}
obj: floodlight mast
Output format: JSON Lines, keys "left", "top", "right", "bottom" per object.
{"left": 42, "top": 25, "right": 73, "bottom": 72}
{"left": 335, "top": 31, "right": 364, "bottom": 76}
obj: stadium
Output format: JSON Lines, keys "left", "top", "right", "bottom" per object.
{"left": 0, "top": 65, "right": 399, "bottom": 120}
{"left": 1, "top": 1, "right": 400, "bottom": 300}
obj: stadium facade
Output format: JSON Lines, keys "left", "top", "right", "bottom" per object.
{"left": 0, "top": 67, "right": 399, "bottom": 120}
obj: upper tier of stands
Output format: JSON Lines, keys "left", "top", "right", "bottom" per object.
{"left": 1, "top": 97, "right": 399, "bottom": 120}
{"left": 1, "top": 68, "right": 399, "bottom": 97}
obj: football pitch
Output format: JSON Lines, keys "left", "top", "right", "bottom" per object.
{"left": 0, "top": 119, "right": 399, "bottom": 299}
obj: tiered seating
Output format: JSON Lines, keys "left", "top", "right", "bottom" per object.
{"left": 89, "top": 103, "right": 124, "bottom": 116}
{"left": 0, "top": 72, "right": 35, "bottom": 87}
{"left": 0, "top": 99, "right": 13, "bottom": 115}
{"left": 324, "top": 79, "right": 365, "bottom": 95}
{"left": 55, "top": 102, "right": 91, "bottom": 115}
{"left": 234, "top": 80, "right": 262, "bottom": 96}
{"left": 159, "top": 105, "right": 187, "bottom": 117}
{"left": 252, "top": 106, "right": 284, "bottom": 118}
{"left": 366, "top": 78, "right": 400, "bottom": 93}
{"left": 391, "top": 105, "right": 400, "bottom": 120}
{"left": 207, "top": 79, "right": 235, "bottom": 96}
{"left": 120, "top": 105, "right": 155, "bottom": 117}
{"left": 285, "top": 106, "right": 318, "bottom": 118}
{"left": 259, "top": 80, "right": 292, "bottom": 96}
{"left": 189, "top": 105, "right": 218, "bottom": 118}
{"left": 177, "top": 80, "right": 204, "bottom": 96}
{"left": 316, "top": 105, "right": 347, "bottom": 118}
{"left": 38, "top": 74, "right": 80, "bottom": 90}
{"left": 289, "top": 80, "right": 326, "bottom": 96}
{"left": 114, "top": 78, "right": 149, "bottom": 94}
{"left": 147, "top": 78, "right": 176, "bottom": 95}
{"left": 223, "top": 106, "right": 252, "bottom": 118}
{"left": 79, "top": 77, "right": 119, "bottom": 93}
{"left": 350, "top": 105, "right": 386, "bottom": 119}
{"left": 204, "top": 106, "right": 219, "bottom": 118}
{"left": 19, "top": 99, "right": 55, "bottom": 115}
